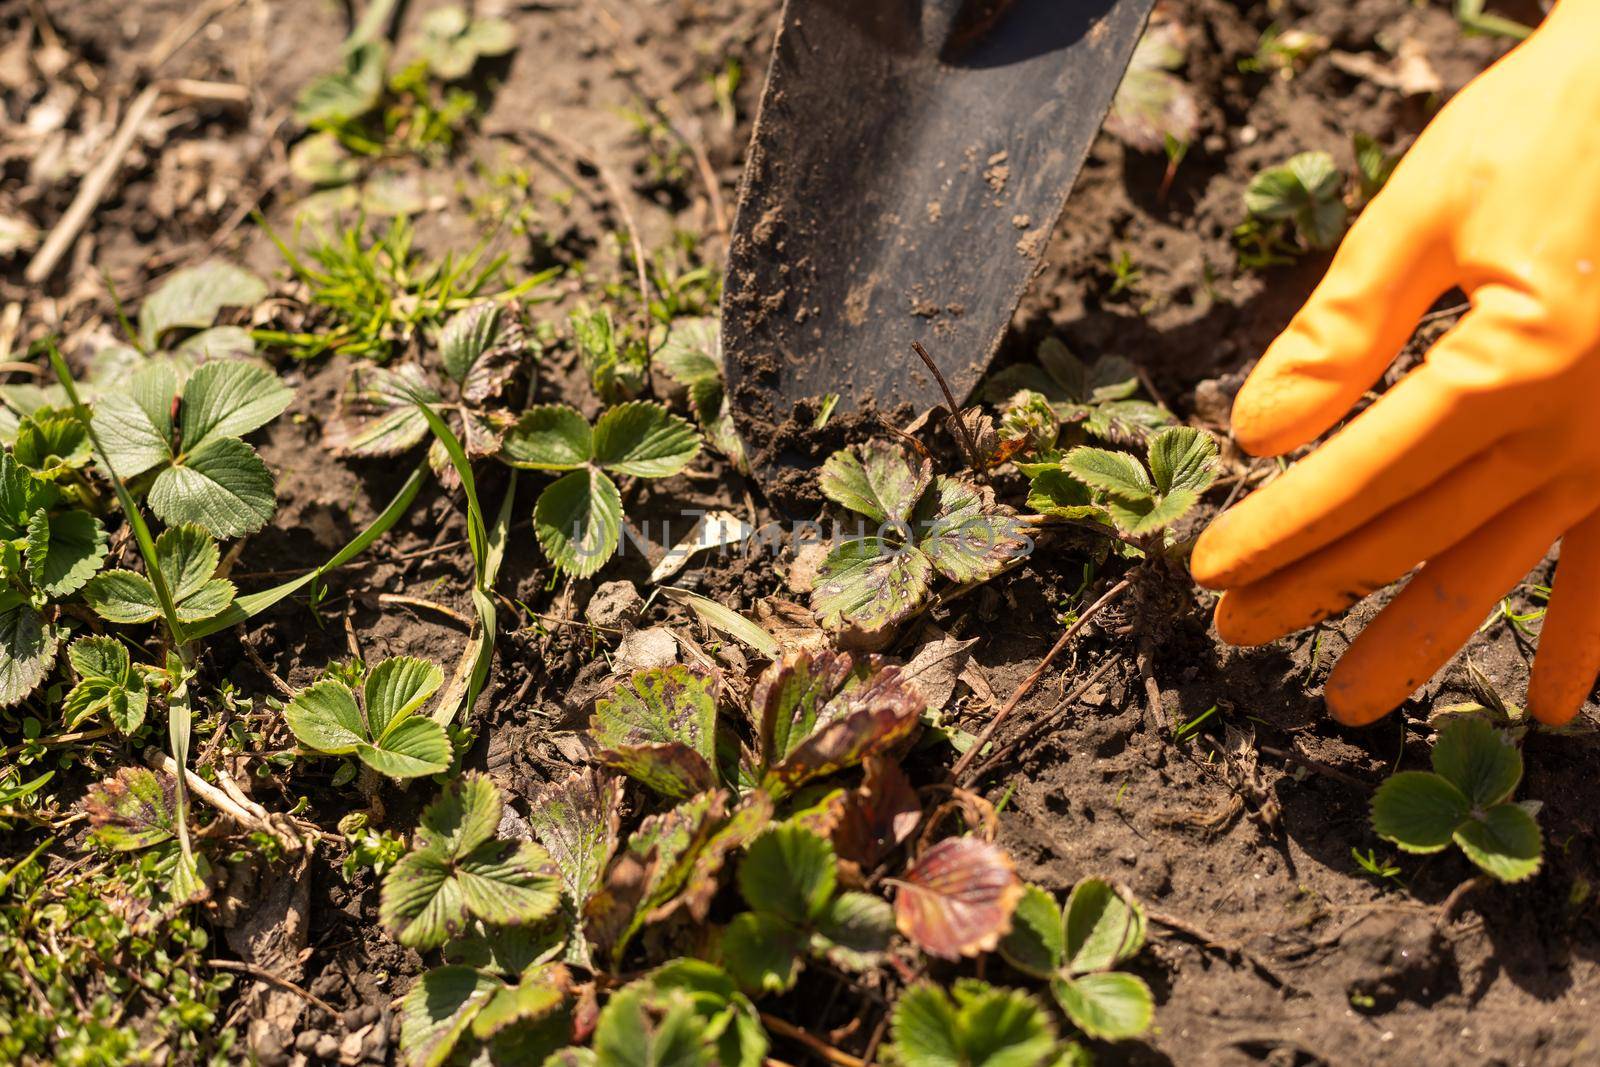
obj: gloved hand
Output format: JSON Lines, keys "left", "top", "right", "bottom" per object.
{"left": 1190, "top": 0, "right": 1600, "bottom": 728}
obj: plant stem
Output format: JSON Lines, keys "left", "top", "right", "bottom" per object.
{"left": 911, "top": 340, "right": 982, "bottom": 469}
{"left": 760, "top": 1013, "right": 867, "bottom": 1067}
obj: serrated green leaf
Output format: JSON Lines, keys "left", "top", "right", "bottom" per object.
{"left": 1026, "top": 469, "right": 1110, "bottom": 523}
{"left": 893, "top": 981, "right": 1059, "bottom": 1067}
{"left": 1372, "top": 771, "right": 1472, "bottom": 853}
{"left": 173, "top": 578, "right": 236, "bottom": 623}
{"left": 440, "top": 303, "right": 504, "bottom": 386}
{"left": 382, "top": 776, "right": 561, "bottom": 949}
{"left": 766, "top": 665, "right": 924, "bottom": 792}
{"left": 285, "top": 679, "right": 365, "bottom": 754}
{"left": 501, "top": 405, "right": 594, "bottom": 470}
{"left": 654, "top": 317, "right": 723, "bottom": 423}
{"left": 139, "top": 262, "right": 268, "bottom": 349}
{"left": 891, "top": 984, "right": 965, "bottom": 1067}
{"left": 1062, "top": 447, "right": 1152, "bottom": 499}
{"left": 999, "top": 884, "right": 1065, "bottom": 978}
{"left": 739, "top": 825, "right": 836, "bottom": 925}
{"left": 593, "top": 984, "right": 717, "bottom": 1067}
{"left": 418, "top": 6, "right": 516, "bottom": 80}
{"left": 399, "top": 965, "right": 500, "bottom": 1067}
{"left": 750, "top": 649, "right": 853, "bottom": 768}
{"left": 150, "top": 435, "right": 277, "bottom": 537}
{"left": 64, "top": 636, "right": 146, "bottom": 734}
{"left": 1146, "top": 426, "right": 1218, "bottom": 497}
{"left": 1051, "top": 972, "right": 1153, "bottom": 1040}
{"left": 365, "top": 655, "right": 445, "bottom": 740}
{"left": 471, "top": 965, "right": 568, "bottom": 1041}
{"left": 13, "top": 411, "right": 92, "bottom": 479}
{"left": 0, "top": 452, "right": 50, "bottom": 531}
{"left": 721, "top": 911, "right": 804, "bottom": 995}
{"left": 811, "top": 538, "right": 934, "bottom": 641}
{"left": 1430, "top": 717, "right": 1522, "bottom": 808}
{"left": 90, "top": 364, "right": 176, "bottom": 478}
{"left": 358, "top": 717, "right": 452, "bottom": 778}
{"left": 591, "top": 666, "right": 718, "bottom": 799}
{"left": 82, "top": 571, "right": 163, "bottom": 624}
{"left": 1111, "top": 486, "right": 1198, "bottom": 535}
{"left": 27, "top": 507, "right": 108, "bottom": 597}
{"left": 534, "top": 468, "right": 621, "bottom": 578}
{"left": 820, "top": 444, "right": 932, "bottom": 525}
{"left": 0, "top": 599, "right": 57, "bottom": 707}
{"left": 82, "top": 766, "right": 178, "bottom": 851}
{"left": 177, "top": 359, "right": 292, "bottom": 452}
{"left": 156, "top": 524, "right": 219, "bottom": 599}
{"left": 917, "top": 476, "right": 1028, "bottom": 583}
{"left": 1453, "top": 803, "right": 1542, "bottom": 882}
{"left": 174, "top": 325, "right": 255, "bottom": 361}
{"left": 333, "top": 364, "right": 437, "bottom": 457}
{"left": 1063, "top": 878, "right": 1145, "bottom": 973}
{"left": 592, "top": 401, "right": 701, "bottom": 478}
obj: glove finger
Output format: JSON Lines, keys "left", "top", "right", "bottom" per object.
{"left": 1192, "top": 303, "right": 1528, "bottom": 590}
{"left": 1323, "top": 477, "right": 1600, "bottom": 727}
{"left": 1526, "top": 506, "right": 1600, "bottom": 726}
{"left": 1214, "top": 442, "right": 1546, "bottom": 646}
{"left": 1229, "top": 158, "right": 1456, "bottom": 458}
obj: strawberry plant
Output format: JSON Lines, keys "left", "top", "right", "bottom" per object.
{"left": 888, "top": 980, "right": 1086, "bottom": 1067}
{"left": 1029, "top": 425, "right": 1220, "bottom": 543}
{"left": 82, "top": 524, "right": 236, "bottom": 627}
{"left": 331, "top": 301, "right": 530, "bottom": 466}
{"left": 284, "top": 655, "right": 453, "bottom": 779}
{"left": 572, "top": 305, "right": 648, "bottom": 404}
{"left": 811, "top": 442, "right": 1028, "bottom": 646}
{"left": 380, "top": 774, "right": 562, "bottom": 950}
{"left": 999, "top": 878, "right": 1155, "bottom": 1039}
{"left": 985, "top": 338, "right": 1172, "bottom": 446}
{"left": 0, "top": 452, "right": 109, "bottom": 706}
{"left": 499, "top": 400, "right": 701, "bottom": 577}
{"left": 1243, "top": 150, "right": 1348, "bottom": 251}
{"left": 89, "top": 359, "right": 293, "bottom": 537}
{"left": 1371, "top": 717, "right": 1543, "bottom": 882}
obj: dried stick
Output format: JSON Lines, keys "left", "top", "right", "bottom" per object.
{"left": 27, "top": 84, "right": 162, "bottom": 283}
{"left": 952, "top": 578, "right": 1132, "bottom": 783}
{"left": 967, "top": 655, "right": 1121, "bottom": 781}
{"left": 911, "top": 340, "right": 981, "bottom": 469}
{"left": 206, "top": 959, "right": 339, "bottom": 1019}
{"left": 760, "top": 1013, "right": 868, "bottom": 1067}
{"left": 378, "top": 593, "right": 473, "bottom": 628}
{"left": 1258, "top": 745, "right": 1373, "bottom": 793}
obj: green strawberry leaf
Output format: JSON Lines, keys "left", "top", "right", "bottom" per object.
{"left": 1146, "top": 426, "right": 1219, "bottom": 497}
{"left": 811, "top": 538, "right": 935, "bottom": 642}
{"left": 1454, "top": 802, "right": 1542, "bottom": 883}
{"left": 1051, "top": 972, "right": 1154, "bottom": 1040}
{"left": 534, "top": 469, "right": 621, "bottom": 579}
{"left": 591, "top": 401, "right": 701, "bottom": 478}
{"left": 999, "top": 883, "right": 1066, "bottom": 979}
{"left": 399, "top": 965, "right": 501, "bottom": 1067}
{"left": 501, "top": 405, "right": 593, "bottom": 470}
{"left": 64, "top": 636, "right": 147, "bottom": 734}
{"left": 1062, "top": 447, "right": 1153, "bottom": 500}
{"left": 1372, "top": 771, "right": 1472, "bottom": 854}
{"left": 739, "top": 825, "right": 836, "bottom": 926}
{"left": 1063, "top": 878, "right": 1146, "bottom": 974}
{"left": 90, "top": 364, "right": 177, "bottom": 478}
{"left": 177, "top": 359, "right": 293, "bottom": 452}
{"left": 812, "top": 890, "right": 895, "bottom": 971}
{"left": 820, "top": 443, "right": 932, "bottom": 525}
{"left": 721, "top": 911, "right": 805, "bottom": 995}
{"left": 591, "top": 666, "right": 718, "bottom": 799}
{"left": 149, "top": 435, "right": 277, "bottom": 537}
{"left": 1430, "top": 716, "right": 1522, "bottom": 808}
{"left": 138, "top": 261, "right": 268, "bottom": 349}
{"left": 916, "top": 476, "right": 1028, "bottom": 584}
{"left": 0, "top": 598, "right": 58, "bottom": 707}
{"left": 26, "top": 506, "right": 109, "bottom": 598}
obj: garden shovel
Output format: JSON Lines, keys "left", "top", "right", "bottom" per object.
{"left": 721, "top": 0, "right": 1156, "bottom": 482}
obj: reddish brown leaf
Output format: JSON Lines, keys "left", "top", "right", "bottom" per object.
{"left": 892, "top": 837, "right": 1022, "bottom": 960}
{"left": 834, "top": 756, "right": 921, "bottom": 872}
{"left": 678, "top": 790, "right": 774, "bottom": 922}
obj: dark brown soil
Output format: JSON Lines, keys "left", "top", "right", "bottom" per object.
{"left": 5, "top": 0, "right": 1598, "bottom": 1064}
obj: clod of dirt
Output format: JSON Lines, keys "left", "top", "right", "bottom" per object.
{"left": 586, "top": 579, "right": 644, "bottom": 632}
{"left": 614, "top": 627, "right": 679, "bottom": 674}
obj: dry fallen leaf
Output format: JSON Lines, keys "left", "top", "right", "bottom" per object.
{"left": 899, "top": 624, "right": 979, "bottom": 713}
{"left": 650, "top": 510, "right": 752, "bottom": 583}
{"left": 892, "top": 836, "right": 1022, "bottom": 960}
{"left": 1329, "top": 39, "right": 1441, "bottom": 97}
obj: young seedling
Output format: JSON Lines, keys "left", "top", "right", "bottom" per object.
{"left": 999, "top": 878, "right": 1155, "bottom": 1040}
{"left": 332, "top": 301, "right": 530, "bottom": 464}
{"left": 811, "top": 442, "right": 1027, "bottom": 646}
{"left": 1243, "top": 151, "right": 1348, "bottom": 251}
{"left": 0, "top": 452, "right": 109, "bottom": 706}
{"left": 572, "top": 305, "right": 648, "bottom": 404}
{"left": 415, "top": 5, "right": 516, "bottom": 80}
{"left": 82, "top": 524, "right": 236, "bottom": 627}
{"left": 499, "top": 400, "right": 700, "bottom": 577}
{"left": 284, "top": 655, "right": 453, "bottom": 780}
{"left": 63, "top": 637, "right": 150, "bottom": 736}
{"left": 985, "top": 338, "right": 1172, "bottom": 446}
{"left": 1037, "top": 425, "right": 1220, "bottom": 543}
{"left": 890, "top": 980, "right": 1080, "bottom": 1067}
{"left": 90, "top": 360, "right": 293, "bottom": 537}
{"left": 1371, "top": 716, "right": 1543, "bottom": 882}
{"left": 379, "top": 774, "right": 561, "bottom": 950}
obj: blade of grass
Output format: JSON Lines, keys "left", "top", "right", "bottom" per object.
{"left": 184, "top": 460, "right": 428, "bottom": 640}
{"left": 659, "top": 586, "right": 779, "bottom": 659}
{"left": 402, "top": 392, "right": 498, "bottom": 726}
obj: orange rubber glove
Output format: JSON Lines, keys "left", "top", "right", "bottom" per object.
{"left": 1190, "top": 0, "right": 1600, "bottom": 729}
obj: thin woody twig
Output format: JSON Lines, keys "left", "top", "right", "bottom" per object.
{"left": 760, "top": 1013, "right": 868, "bottom": 1067}
{"left": 952, "top": 577, "right": 1133, "bottom": 783}
{"left": 968, "top": 656, "right": 1121, "bottom": 781}
{"left": 206, "top": 959, "right": 339, "bottom": 1019}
